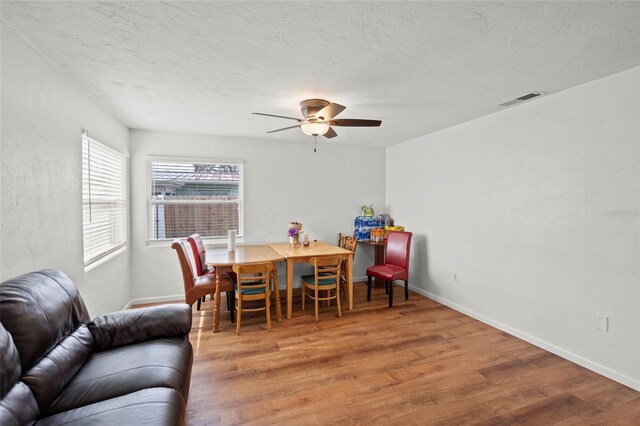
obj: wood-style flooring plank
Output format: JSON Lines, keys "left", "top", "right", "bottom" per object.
{"left": 136, "top": 284, "right": 638, "bottom": 425}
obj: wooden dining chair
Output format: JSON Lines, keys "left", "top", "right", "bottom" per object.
{"left": 366, "top": 231, "right": 413, "bottom": 308}
{"left": 340, "top": 237, "right": 358, "bottom": 293}
{"left": 171, "top": 239, "right": 235, "bottom": 320}
{"left": 187, "top": 233, "right": 235, "bottom": 318}
{"left": 301, "top": 256, "right": 342, "bottom": 322}
{"left": 232, "top": 262, "right": 275, "bottom": 335}
{"left": 337, "top": 232, "right": 347, "bottom": 248}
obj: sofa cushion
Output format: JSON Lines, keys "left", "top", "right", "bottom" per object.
{"left": 47, "top": 337, "right": 193, "bottom": 414}
{"left": 0, "top": 381, "right": 40, "bottom": 426}
{"left": 0, "top": 270, "right": 90, "bottom": 371}
{"left": 35, "top": 388, "right": 185, "bottom": 426}
{"left": 22, "top": 325, "right": 94, "bottom": 413}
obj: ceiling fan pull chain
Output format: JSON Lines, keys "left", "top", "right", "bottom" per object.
{"left": 314, "top": 135, "right": 318, "bottom": 153}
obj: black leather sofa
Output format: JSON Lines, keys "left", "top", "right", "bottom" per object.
{"left": 0, "top": 269, "right": 193, "bottom": 425}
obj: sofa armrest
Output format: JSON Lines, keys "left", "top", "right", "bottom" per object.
{"left": 88, "top": 304, "right": 192, "bottom": 351}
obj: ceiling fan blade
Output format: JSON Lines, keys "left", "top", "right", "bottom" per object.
{"left": 266, "top": 124, "right": 302, "bottom": 133}
{"left": 253, "top": 112, "right": 302, "bottom": 122}
{"left": 316, "top": 103, "right": 346, "bottom": 120}
{"left": 323, "top": 127, "right": 338, "bottom": 139}
{"left": 329, "top": 119, "right": 382, "bottom": 127}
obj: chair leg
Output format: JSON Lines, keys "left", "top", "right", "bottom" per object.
{"left": 336, "top": 287, "right": 342, "bottom": 318}
{"left": 196, "top": 297, "right": 201, "bottom": 311}
{"left": 405, "top": 280, "right": 409, "bottom": 300}
{"left": 272, "top": 270, "right": 282, "bottom": 322}
{"left": 314, "top": 285, "right": 319, "bottom": 322}
{"left": 301, "top": 284, "right": 306, "bottom": 311}
{"left": 367, "top": 276, "right": 372, "bottom": 301}
{"left": 235, "top": 295, "right": 242, "bottom": 335}
{"left": 389, "top": 280, "right": 393, "bottom": 308}
{"left": 229, "top": 291, "right": 236, "bottom": 323}
{"left": 265, "top": 289, "right": 271, "bottom": 331}
{"left": 385, "top": 280, "right": 389, "bottom": 295}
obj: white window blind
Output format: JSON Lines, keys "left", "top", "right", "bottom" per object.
{"left": 82, "top": 134, "right": 127, "bottom": 267}
{"left": 147, "top": 160, "right": 243, "bottom": 241}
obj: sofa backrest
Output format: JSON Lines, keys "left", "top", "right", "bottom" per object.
{"left": 0, "top": 269, "right": 90, "bottom": 371}
{"left": 0, "top": 269, "right": 92, "bottom": 417}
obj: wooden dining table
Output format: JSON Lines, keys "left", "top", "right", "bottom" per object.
{"left": 206, "top": 241, "right": 354, "bottom": 332}
{"left": 206, "top": 245, "right": 284, "bottom": 332}
{"left": 268, "top": 241, "right": 354, "bottom": 320}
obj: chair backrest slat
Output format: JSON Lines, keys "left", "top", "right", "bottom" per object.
{"left": 311, "top": 256, "right": 341, "bottom": 282}
{"left": 233, "top": 262, "right": 272, "bottom": 291}
{"left": 337, "top": 233, "right": 347, "bottom": 248}
{"left": 343, "top": 237, "right": 357, "bottom": 253}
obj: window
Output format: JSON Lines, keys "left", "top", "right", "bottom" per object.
{"left": 82, "top": 134, "right": 127, "bottom": 268}
{"left": 147, "top": 159, "right": 243, "bottom": 241}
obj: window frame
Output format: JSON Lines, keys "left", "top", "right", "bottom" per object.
{"left": 82, "top": 134, "right": 128, "bottom": 271}
{"left": 145, "top": 156, "right": 244, "bottom": 245}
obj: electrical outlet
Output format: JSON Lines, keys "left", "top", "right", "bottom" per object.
{"left": 453, "top": 272, "right": 459, "bottom": 282}
{"left": 596, "top": 314, "right": 608, "bottom": 332}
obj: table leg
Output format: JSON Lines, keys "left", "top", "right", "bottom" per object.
{"left": 374, "top": 245, "right": 385, "bottom": 265}
{"left": 347, "top": 252, "right": 354, "bottom": 310}
{"left": 286, "top": 259, "right": 293, "bottom": 320}
{"left": 272, "top": 265, "right": 282, "bottom": 322}
{"left": 213, "top": 272, "right": 222, "bottom": 333}
{"left": 374, "top": 245, "right": 385, "bottom": 288}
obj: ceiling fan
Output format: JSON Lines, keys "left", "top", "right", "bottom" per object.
{"left": 253, "top": 99, "right": 382, "bottom": 139}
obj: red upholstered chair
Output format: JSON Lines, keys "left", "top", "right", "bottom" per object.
{"left": 187, "top": 233, "right": 238, "bottom": 281}
{"left": 366, "top": 231, "right": 413, "bottom": 308}
{"left": 186, "top": 233, "right": 209, "bottom": 277}
{"left": 186, "top": 233, "right": 212, "bottom": 311}
{"left": 186, "top": 234, "right": 236, "bottom": 318}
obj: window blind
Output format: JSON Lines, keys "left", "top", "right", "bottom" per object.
{"left": 147, "top": 160, "right": 243, "bottom": 240}
{"left": 82, "top": 134, "right": 127, "bottom": 267}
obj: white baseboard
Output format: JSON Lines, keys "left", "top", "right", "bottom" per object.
{"left": 126, "top": 280, "right": 369, "bottom": 307}
{"left": 130, "top": 293, "right": 184, "bottom": 306}
{"left": 409, "top": 284, "right": 640, "bottom": 392}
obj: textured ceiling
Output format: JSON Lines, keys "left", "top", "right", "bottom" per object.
{"left": 3, "top": 1, "right": 639, "bottom": 147}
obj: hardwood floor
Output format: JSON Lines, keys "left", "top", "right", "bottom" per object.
{"left": 172, "top": 283, "right": 638, "bottom": 425}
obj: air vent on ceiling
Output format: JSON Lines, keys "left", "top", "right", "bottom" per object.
{"left": 499, "top": 92, "right": 542, "bottom": 107}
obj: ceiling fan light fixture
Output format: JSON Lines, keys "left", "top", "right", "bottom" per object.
{"left": 255, "top": 99, "right": 382, "bottom": 139}
{"left": 300, "top": 122, "right": 330, "bottom": 136}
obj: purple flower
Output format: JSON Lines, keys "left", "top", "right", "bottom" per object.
{"left": 288, "top": 227, "right": 299, "bottom": 237}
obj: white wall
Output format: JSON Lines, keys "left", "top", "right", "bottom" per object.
{"left": 130, "top": 130, "right": 385, "bottom": 301}
{"left": 387, "top": 67, "right": 640, "bottom": 389}
{"left": 1, "top": 24, "right": 131, "bottom": 316}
